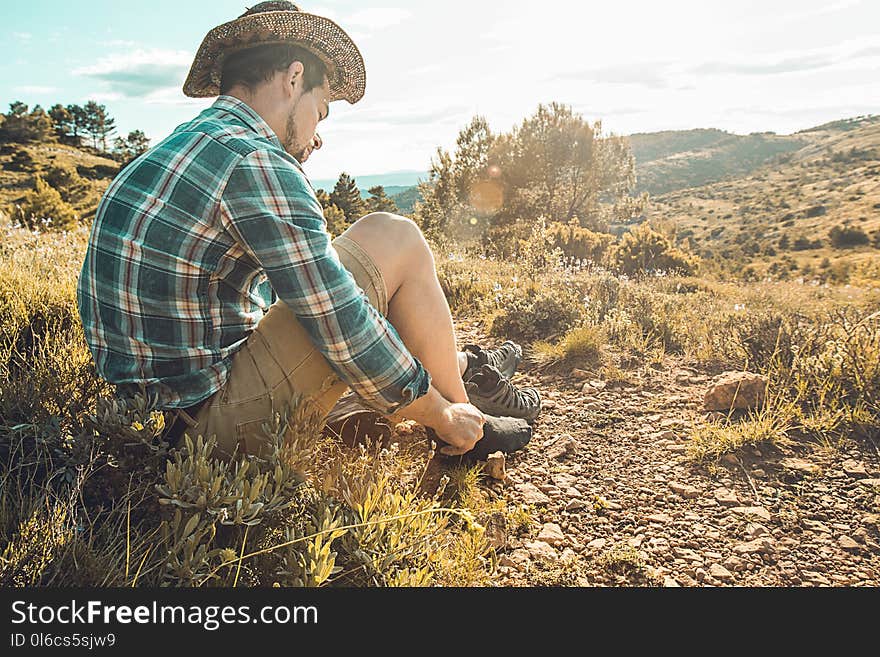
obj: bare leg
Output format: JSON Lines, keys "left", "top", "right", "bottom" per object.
{"left": 338, "top": 213, "right": 469, "bottom": 404}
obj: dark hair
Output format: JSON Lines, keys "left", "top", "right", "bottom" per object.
{"left": 219, "top": 43, "right": 328, "bottom": 95}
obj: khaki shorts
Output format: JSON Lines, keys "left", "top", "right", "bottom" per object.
{"left": 182, "top": 234, "right": 389, "bottom": 458}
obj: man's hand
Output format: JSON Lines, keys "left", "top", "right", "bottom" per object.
{"left": 396, "top": 385, "right": 485, "bottom": 456}
{"left": 433, "top": 402, "right": 486, "bottom": 456}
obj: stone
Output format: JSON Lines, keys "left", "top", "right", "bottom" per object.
{"left": 730, "top": 506, "right": 771, "bottom": 522}
{"left": 645, "top": 513, "right": 673, "bottom": 524}
{"left": 803, "top": 519, "right": 832, "bottom": 534}
{"left": 483, "top": 452, "right": 506, "bottom": 481}
{"left": 669, "top": 481, "right": 701, "bottom": 499}
{"left": 709, "top": 564, "right": 734, "bottom": 582}
{"left": 525, "top": 540, "right": 559, "bottom": 561}
{"left": 703, "top": 371, "right": 767, "bottom": 411}
{"left": 714, "top": 487, "right": 740, "bottom": 506}
{"left": 537, "top": 522, "right": 566, "bottom": 546}
{"left": 565, "top": 499, "right": 585, "bottom": 511}
{"left": 663, "top": 575, "right": 681, "bottom": 587}
{"left": 838, "top": 536, "right": 860, "bottom": 551}
{"left": 546, "top": 435, "right": 578, "bottom": 460}
{"left": 733, "top": 538, "right": 775, "bottom": 555}
{"left": 517, "top": 483, "right": 551, "bottom": 505}
{"left": 857, "top": 478, "right": 880, "bottom": 488}
{"left": 778, "top": 457, "right": 821, "bottom": 475}
{"left": 571, "top": 368, "right": 592, "bottom": 380}
{"left": 589, "top": 379, "right": 606, "bottom": 390}
{"left": 842, "top": 460, "right": 868, "bottom": 478}
{"left": 722, "top": 556, "right": 747, "bottom": 572}
{"left": 744, "top": 523, "right": 769, "bottom": 539}
{"left": 587, "top": 538, "right": 607, "bottom": 550}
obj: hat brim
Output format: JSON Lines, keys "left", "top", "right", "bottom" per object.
{"left": 183, "top": 10, "right": 365, "bottom": 104}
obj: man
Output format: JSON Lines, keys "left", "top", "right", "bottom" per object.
{"left": 77, "top": 2, "right": 539, "bottom": 460}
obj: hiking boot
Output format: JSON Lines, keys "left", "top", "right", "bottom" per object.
{"left": 462, "top": 340, "right": 522, "bottom": 382}
{"left": 464, "top": 364, "right": 541, "bottom": 421}
{"left": 427, "top": 414, "right": 532, "bottom": 462}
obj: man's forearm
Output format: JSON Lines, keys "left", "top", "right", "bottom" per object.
{"left": 394, "top": 384, "right": 449, "bottom": 430}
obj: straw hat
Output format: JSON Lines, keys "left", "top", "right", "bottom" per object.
{"left": 183, "top": 1, "right": 365, "bottom": 104}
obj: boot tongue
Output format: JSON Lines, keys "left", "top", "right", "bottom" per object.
{"left": 477, "top": 364, "right": 502, "bottom": 391}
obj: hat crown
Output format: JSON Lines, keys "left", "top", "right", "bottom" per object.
{"left": 240, "top": 2, "right": 301, "bottom": 18}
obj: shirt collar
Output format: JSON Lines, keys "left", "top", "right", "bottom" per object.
{"left": 211, "top": 95, "right": 284, "bottom": 151}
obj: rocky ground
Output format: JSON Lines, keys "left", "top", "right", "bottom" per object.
{"left": 441, "top": 320, "right": 880, "bottom": 587}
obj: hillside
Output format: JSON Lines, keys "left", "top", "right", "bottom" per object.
{"left": 0, "top": 141, "right": 119, "bottom": 222}
{"left": 643, "top": 115, "right": 880, "bottom": 282}
{"left": 629, "top": 129, "right": 807, "bottom": 196}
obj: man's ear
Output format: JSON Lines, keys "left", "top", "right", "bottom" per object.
{"left": 286, "top": 60, "right": 306, "bottom": 95}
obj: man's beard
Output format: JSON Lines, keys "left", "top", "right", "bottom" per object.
{"left": 284, "top": 107, "right": 309, "bottom": 162}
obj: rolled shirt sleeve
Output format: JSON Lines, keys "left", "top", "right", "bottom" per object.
{"left": 220, "top": 149, "right": 430, "bottom": 415}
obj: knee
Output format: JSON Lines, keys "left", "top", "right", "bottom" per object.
{"left": 350, "top": 212, "right": 430, "bottom": 258}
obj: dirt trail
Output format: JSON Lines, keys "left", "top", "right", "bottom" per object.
{"left": 450, "top": 320, "right": 880, "bottom": 587}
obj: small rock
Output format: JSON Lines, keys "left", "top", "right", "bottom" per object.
{"left": 565, "top": 499, "right": 585, "bottom": 511}
{"left": 730, "top": 506, "right": 771, "bottom": 522}
{"left": 744, "top": 523, "right": 769, "bottom": 539}
{"left": 722, "top": 556, "right": 746, "bottom": 572}
{"left": 663, "top": 575, "right": 681, "bottom": 587}
{"left": 842, "top": 460, "right": 868, "bottom": 478}
{"left": 669, "top": 481, "right": 701, "bottom": 499}
{"left": 542, "top": 400, "right": 557, "bottom": 410}
{"left": 802, "top": 570, "right": 831, "bottom": 586}
{"left": 778, "top": 457, "right": 821, "bottom": 475}
{"left": 517, "top": 483, "right": 551, "bottom": 505}
{"left": 483, "top": 452, "right": 506, "bottom": 481}
{"left": 704, "top": 371, "right": 767, "bottom": 411}
{"left": 733, "top": 538, "right": 775, "bottom": 555}
{"left": 525, "top": 540, "right": 559, "bottom": 561}
{"left": 589, "top": 379, "right": 606, "bottom": 390}
{"left": 497, "top": 555, "right": 518, "bottom": 569}
{"left": 709, "top": 564, "right": 734, "bottom": 581}
{"left": 537, "top": 522, "right": 566, "bottom": 546}
{"left": 803, "top": 519, "right": 832, "bottom": 534}
{"left": 645, "top": 512, "right": 673, "bottom": 524}
{"left": 587, "top": 538, "right": 607, "bottom": 550}
{"left": 571, "top": 368, "right": 592, "bottom": 380}
{"left": 838, "top": 536, "right": 860, "bottom": 551}
{"left": 857, "top": 478, "right": 880, "bottom": 488}
{"left": 714, "top": 487, "right": 740, "bottom": 506}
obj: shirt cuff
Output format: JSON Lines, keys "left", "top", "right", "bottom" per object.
{"left": 385, "top": 359, "right": 431, "bottom": 415}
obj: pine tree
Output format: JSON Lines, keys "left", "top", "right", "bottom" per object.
{"left": 66, "top": 104, "right": 87, "bottom": 146}
{"left": 83, "top": 100, "right": 116, "bottom": 151}
{"left": 48, "top": 104, "right": 71, "bottom": 142}
{"left": 329, "top": 172, "right": 365, "bottom": 222}
{"left": 365, "top": 185, "right": 398, "bottom": 214}
{"left": 113, "top": 130, "right": 150, "bottom": 165}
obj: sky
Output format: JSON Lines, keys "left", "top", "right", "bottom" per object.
{"left": 2, "top": 0, "right": 879, "bottom": 180}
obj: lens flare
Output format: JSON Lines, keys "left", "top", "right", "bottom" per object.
{"left": 468, "top": 179, "right": 504, "bottom": 215}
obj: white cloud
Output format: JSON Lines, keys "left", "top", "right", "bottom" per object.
{"left": 73, "top": 49, "right": 192, "bottom": 98}
{"left": 13, "top": 85, "right": 58, "bottom": 96}
{"left": 346, "top": 8, "right": 412, "bottom": 30}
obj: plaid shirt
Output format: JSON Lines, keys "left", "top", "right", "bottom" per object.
{"left": 77, "top": 95, "right": 430, "bottom": 414}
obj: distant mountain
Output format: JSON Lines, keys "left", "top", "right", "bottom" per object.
{"left": 627, "top": 129, "right": 806, "bottom": 195}
{"left": 311, "top": 170, "right": 428, "bottom": 193}
{"left": 642, "top": 114, "right": 880, "bottom": 279}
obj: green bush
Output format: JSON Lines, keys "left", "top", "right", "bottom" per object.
{"left": 12, "top": 175, "right": 78, "bottom": 230}
{"left": 44, "top": 164, "right": 87, "bottom": 204}
{"left": 829, "top": 224, "right": 870, "bottom": 248}
{"left": 613, "top": 223, "right": 697, "bottom": 276}
{"left": 490, "top": 284, "right": 583, "bottom": 341}
{"left": 546, "top": 220, "right": 614, "bottom": 262}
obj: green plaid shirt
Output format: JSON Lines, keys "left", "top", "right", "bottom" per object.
{"left": 77, "top": 95, "right": 430, "bottom": 414}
